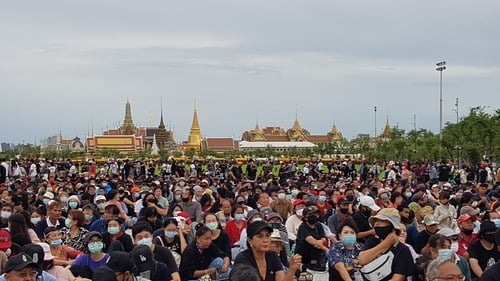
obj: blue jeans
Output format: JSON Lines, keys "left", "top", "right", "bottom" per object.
{"left": 208, "top": 257, "right": 231, "bottom": 280}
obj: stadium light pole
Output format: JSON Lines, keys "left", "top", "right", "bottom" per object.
{"left": 436, "top": 61, "right": 446, "bottom": 139}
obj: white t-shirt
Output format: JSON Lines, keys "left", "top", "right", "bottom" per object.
{"left": 285, "top": 214, "right": 303, "bottom": 241}
{"left": 29, "top": 164, "right": 37, "bottom": 177}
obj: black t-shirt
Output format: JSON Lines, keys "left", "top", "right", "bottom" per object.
{"left": 363, "top": 237, "right": 415, "bottom": 281}
{"left": 154, "top": 233, "right": 182, "bottom": 256}
{"left": 179, "top": 242, "right": 228, "bottom": 281}
{"left": 152, "top": 245, "right": 179, "bottom": 274}
{"left": 352, "top": 212, "right": 372, "bottom": 243}
{"left": 438, "top": 164, "right": 451, "bottom": 181}
{"left": 213, "top": 231, "right": 232, "bottom": 259}
{"left": 414, "top": 230, "right": 432, "bottom": 254}
{"left": 480, "top": 261, "right": 500, "bottom": 281}
{"left": 234, "top": 249, "right": 283, "bottom": 281}
{"left": 296, "top": 222, "right": 326, "bottom": 269}
{"left": 468, "top": 240, "right": 500, "bottom": 278}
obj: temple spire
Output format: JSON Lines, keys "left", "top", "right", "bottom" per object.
{"left": 186, "top": 102, "right": 202, "bottom": 150}
{"left": 120, "top": 99, "right": 136, "bottom": 135}
{"left": 159, "top": 98, "right": 165, "bottom": 129}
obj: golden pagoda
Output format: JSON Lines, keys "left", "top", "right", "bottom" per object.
{"left": 287, "top": 115, "right": 309, "bottom": 141}
{"left": 379, "top": 117, "right": 392, "bottom": 139}
{"left": 186, "top": 103, "right": 202, "bottom": 150}
{"left": 119, "top": 99, "right": 137, "bottom": 135}
{"left": 327, "top": 121, "right": 344, "bottom": 143}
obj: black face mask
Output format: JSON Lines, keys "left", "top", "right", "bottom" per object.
{"left": 307, "top": 216, "right": 319, "bottom": 225}
{"left": 483, "top": 233, "right": 496, "bottom": 243}
{"left": 346, "top": 195, "right": 354, "bottom": 201}
{"left": 374, "top": 225, "right": 394, "bottom": 240}
{"left": 340, "top": 208, "right": 349, "bottom": 215}
{"left": 362, "top": 208, "right": 372, "bottom": 217}
{"left": 400, "top": 216, "right": 410, "bottom": 224}
{"left": 118, "top": 190, "right": 125, "bottom": 194}
{"left": 462, "top": 228, "right": 473, "bottom": 236}
{"left": 181, "top": 197, "right": 190, "bottom": 203}
{"left": 269, "top": 223, "right": 281, "bottom": 229}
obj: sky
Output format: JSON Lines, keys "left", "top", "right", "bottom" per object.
{"left": 2, "top": 0, "right": 500, "bottom": 144}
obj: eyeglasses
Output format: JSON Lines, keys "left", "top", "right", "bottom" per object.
{"left": 433, "top": 275, "right": 465, "bottom": 281}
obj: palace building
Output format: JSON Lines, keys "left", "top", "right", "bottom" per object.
{"left": 241, "top": 115, "right": 345, "bottom": 145}
{"left": 86, "top": 100, "right": 176, "bottom": 153}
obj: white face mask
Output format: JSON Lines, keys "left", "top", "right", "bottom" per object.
{"left": 296, "top": 209, "right": 304, "bottom": 216}
{"left": 277, "top": 193, "right": 286, "bottom": 200}
{"left": 450, "top": 242, "right": 459, "bottom": 253}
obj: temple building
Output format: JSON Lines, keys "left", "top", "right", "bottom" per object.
{"left": 41, "top": 132, "right": 85, "bottom": 152}
{"left": 183, "top": 104, "right": 203, "bottom": 151}
{"left": 86, "top": 100, "right": 176, "bottom": 153}
{"left": 379, "top": 117, "right": 393, "bottom": 140}
{"left": 241, "top": 116, "right": 345, "bottom": 145}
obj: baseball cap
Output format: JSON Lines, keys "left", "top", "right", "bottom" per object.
{"left": 423, "top": 214, "right": 440, "bottom": 226}
{"left": 358, "top": 196, "right": 381, "bottom": 212}
{"left": 270, "top": 229, "right": 287, "bottom": 243}
{"left": 19, "top": 243, "right": 44, "bottom": 272}
{"left": 0, "top": 229, "right": 12, "bottom": 250}
{"left": 293, "top": 199, "right": 306, "bottom": 208}
{"left": 4, "top": 253, "right": 37, "bottom": 273}
{"left": 106, "top": 251, "right": 134, "bottom": 273}
{"left": 43, "top": 192, "right": 54, "bottom": 199}
{"left": 457, "top": 214, "right": 477, "bottom": 225}
{"left": 193, "top": 185, "right": 203, "bottom": 192}
{"left": 479, "top": 221, "right": 497, "bottom": 235}
{"left": 246, "top": 209, "right": 261, "bottom": 221}
{"left": 130, "top": 245, "right": 156, "bottom": 274}
{"left": 94, "top": 195, "right": 106, "bottom": 203}
{"left": 460, "top": 206, "right": 480, "bottom": 216}
{"left": 437, "top": 227, "right": 460, "bottom": 238}
{"left": 36, "top": 243, "right": 55, "bottom": 261}
{"left": 369, "top": 208, "right": 401, "bottom": 230}
{"left": 246, "top": 221, "right": 273, "bottom": 239}
{"left": 140, "top": 186, "right": 151, "bottom": 193}
{"left": 303, "top": 206, "right": 320, "bottom": 217}
{"left": 265, "top": 212, "right": 283, "bottom": 223}
{"left": 84, "top": 231, "right": 103, "bottom": 244}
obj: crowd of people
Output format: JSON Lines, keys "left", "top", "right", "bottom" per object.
{"left": 0, "top": 157, "right": 498, "bottom": 281}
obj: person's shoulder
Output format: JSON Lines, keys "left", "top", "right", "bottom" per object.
{"left": 234, "top": 249, "right": 253, "bottom": 264}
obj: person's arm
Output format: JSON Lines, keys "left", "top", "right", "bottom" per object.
{"left": 359, "top": 233, "right": 397, "bottom": 265}
{"left": 357, "top": 228, "right": 376, "bottom": 239}
{"left": 335, "top": 263, "right": 353, "bottom": 281}
{"left": 220, "top": 256, "right": 231, "bottom": 273}
{"left": 277, "top": 254, "right": 301, "bottom": 281}
{"left": 304, "top": 236, "right": 329, "bottom": 252}
{"left": 469, "top": 258, "right": 483, "bottom": 278}
{"left": 195, "top": 203, "right": 202, "bottom": 222}
{"left": 178, "top": 227, "right": 187, "bottom": 253}
{"left": 390, "top": 273, "right": 407, "bottom": 281}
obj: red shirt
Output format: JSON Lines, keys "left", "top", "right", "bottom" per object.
{"left": 457, "top": 231, "right": 478, "bottom": 256}
{"left": 225, "top": 220, "right": 247, "bottom": 247}
{"left": 316, "top": 202, "right": 332, "bottom": 217}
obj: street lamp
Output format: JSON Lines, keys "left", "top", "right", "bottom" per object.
{"left": 374, "top": 106, "right": 377, "bottom": 137}
{"left": 436, "top": 61, "right": 446, "bottom": 139}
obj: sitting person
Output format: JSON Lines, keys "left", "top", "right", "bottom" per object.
{"left": 153, "top": 217, "right": 187, "bottom": 267}
{"left": 68, "top": 232, "right": 109, "bottom": 279}
{"left": 328, "top": 219, "right": 363, "bottom": 281}
{"left": 130, "top": 245, "right": 172, "bottom": 281}
{"left": 102, "top": 217, "right": 134, "bottom": 252}
{"left": 44, "top": 227, "right": 82, "bottom": 267}
{"left": 61, "top": 209, "right": 89, "bottom": 252}
{"left": 179, "top": 225, "right": 231, "bottom": 281}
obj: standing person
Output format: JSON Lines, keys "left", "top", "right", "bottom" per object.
{"left": 359, "top": 208, "right": 414, "bottom": 281}
{"left": 296, "top": 206, "right": 329, "bottom": 272}
{"left": 468, "top": 221, "right": 500, "bottom": 279}
{"left": 234, "top": 221, "right": 302, "bottom": 281}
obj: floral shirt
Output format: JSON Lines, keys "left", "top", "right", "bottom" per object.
{"left": 61, "top": 227, "right": 89, "bottom": 252}
{"left": 328, "top": 241, "right": 363, "bottom": 278}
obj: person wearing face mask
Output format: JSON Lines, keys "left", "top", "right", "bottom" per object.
{"left": 178, "top": 189, "right": 201, "bottom": 223}
{"left": 359, "top": 208, "right": 414, "bottom": 281}
{"left": 153, "top": 218, "right": 186, "bottom": 267}
{"left": 215, "top": 199, "right": 233, "bottom": 230}
{"left": 0, "top": 203, "right": 13, "bottom": 228}
{"left": 180, "top": 226, "right": 231, "bottom": 281}
{"left": 67, "top": 232, "right": 108, "bottom": 280}
{"left": 468, "top": 221, "right": 500, "bottom": 279}
{"left": 202, "top": 213, "right": 231, "bottom": 259}
{"left": 457, "top": 214, "right": 478, "bottom": 258}
{"left": 285, "top": 200, "right": 306, "bottom": 244}
{"left": 60, "top": 209, "right": 89, "bottom": 252}
{"left": 296, "top": 206, "right": 329, "bottom": 272}
{"left": 434, "top": 191, "right": 457, "bottom": 229}
{"left": 431, "top": 229, "right": 472, "bottom": 281}
{"left": 328, "top": 219, "right": 363, "bottom": 281}
{"left": 414, "top": 214, "right": 440, "bottom": 254}
{"left": 315, "top": 190, "right": 332, "bottom": 222}
{"left": 271, "top": 190, "right": 293, "bottom": 221}
{"left": 238, "top": 209, "right": 264, "bottom": 253}
{"left": 44, "top": 227, "right": 82, "bottom": 267}
{"left": 226, "top": 206, "right": 248, "bottom": 247}
{"left": 102, "top": 217, "right": 133, "bottom": 253}
{"left": 352, "top": 196, "right": 380, "bottom": 243}
{"left": 327, "top": 197, "right": 352, "bottom": 237}
{"left": 131, "top": 222, "right": 181, "bottom": 281}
